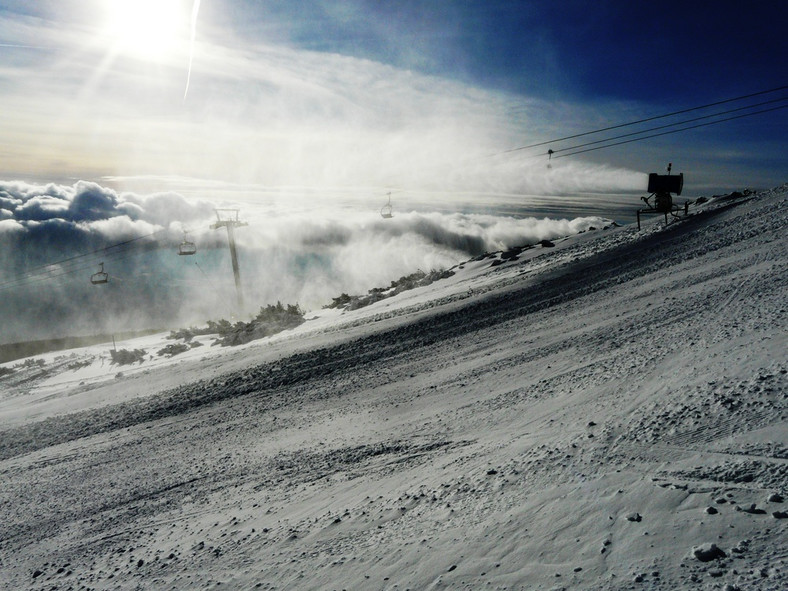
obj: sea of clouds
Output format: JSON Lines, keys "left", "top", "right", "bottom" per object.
{"left": 1, "top": 178, "right": 626, "bottom": 343}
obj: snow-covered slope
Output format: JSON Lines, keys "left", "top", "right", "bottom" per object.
{"left": 1, "top": 186, "right": 786, "bottom": 590}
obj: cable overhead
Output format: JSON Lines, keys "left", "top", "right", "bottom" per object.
{"left": 0, "top": 228, "right": 168, "bottom": 292}
{"left": 547, "top": 96, "right": 788, "bottom": 157}
{"left": 498, "top": 84, "right": 788, "bottom": 155}
{"left": 2, "top": 236, "right": 156, "bottom": 282}
{"left": 553, "top": 103, "right": 788, "bottom": 159}
{"left": 0, "top": 244, "right": 157, "bottom": 293}
{"left": 17, "top": 229, "right": 166, "bottom": 276}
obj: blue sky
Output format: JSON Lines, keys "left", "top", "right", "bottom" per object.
{"left": 239, "top": 1, "right": 785, "bottom": 103}
{"left": 0, "top": 0, "right": 786, "bottom": 199}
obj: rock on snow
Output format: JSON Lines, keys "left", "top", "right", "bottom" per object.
{"left": 0, "top": 185, "right": 786, "bottom": 590}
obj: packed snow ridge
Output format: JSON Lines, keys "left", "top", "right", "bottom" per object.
{"left": 1, "top": 185, "right": 786, "bottom": 591}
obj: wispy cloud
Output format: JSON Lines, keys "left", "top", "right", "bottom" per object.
{"left": 0, "top": 5, "right": 649, "bottom": 198}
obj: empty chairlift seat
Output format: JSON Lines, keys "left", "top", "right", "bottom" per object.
{"left": 91, "top": 262, "right": 109, "bottom": 284}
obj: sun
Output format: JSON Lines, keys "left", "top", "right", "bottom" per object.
{"left": 102, "top": 0, "right": 188, "bottom": 62}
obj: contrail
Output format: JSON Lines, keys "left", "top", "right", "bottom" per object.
{"left": 184, "top": 0, "right": 201, "bottom": 100}
{"left": 0, "top": 43, "right": 46, "bottom": 49}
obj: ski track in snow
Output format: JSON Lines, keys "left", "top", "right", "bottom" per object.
{"left": 0, "top": 186, "right": 786, "bottom": 590}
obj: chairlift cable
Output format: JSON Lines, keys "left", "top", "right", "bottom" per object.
{"left": 497, "top": 84, "right": 788, "bottom": 155}
{"left": 0, "top": 255, "right": 116, "bottom": 291}
{"left": 14, "top": 228, "right": 167, "bottom": 276}
{"left": 194, "top": 261, "right": 218, "bottom": 290}
{"left": 0, "top": 239, "right": 164, "bottom": 292}
{"left": 546, "top": 96, "right": 788, "bottom": 157}
{"left": 0, "top": 244, "right": 146, "bottom": 291}
{"left": 552, "top": 103, "right": 788, "bottom": 159}
{"left": 0, "top": 230, "right": 166, "bottom": 291}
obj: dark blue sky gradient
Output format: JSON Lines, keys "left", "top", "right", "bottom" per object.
{"left": 223, "top": 0, "right": 786, "bottom": 106}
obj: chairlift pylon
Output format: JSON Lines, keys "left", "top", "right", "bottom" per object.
{"left": 91, "top": 262, "right": 109, "bottom": 285}
{"left": 380, "top": 192, "right": 393, "bottom": 219}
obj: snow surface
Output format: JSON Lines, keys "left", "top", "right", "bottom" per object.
{"left": 1, "top": 186, "right": 786, "bottom": 590}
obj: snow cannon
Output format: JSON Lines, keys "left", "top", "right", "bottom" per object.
{"left": 647, "top": 172, "right": 683, "bottom": 198}
{"left": 637, "top": 163, "right": 691, "bottom": 229}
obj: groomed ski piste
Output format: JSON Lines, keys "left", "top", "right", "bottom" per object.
{"left": 1, "top": 185, "right": 786, "bottom": 590}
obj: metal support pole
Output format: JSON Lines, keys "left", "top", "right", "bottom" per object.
{"left": 225, "top": 223, "right": 244, "bottom": 311}
{"left": 211, "top": 209, "right": 248, "bottom": 314}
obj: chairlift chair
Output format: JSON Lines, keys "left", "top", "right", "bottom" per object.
{"left": 178, "top": 239, "right": 197, "bottom": 256}
{"left": 380, "top": 192, "right": 393, "bottom": 219}
{"left": 91, "top": 262, "right": 109, "bottom": 285}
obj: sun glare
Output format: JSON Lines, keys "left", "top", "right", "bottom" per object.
{"left": 102, "top": 0, "right": 187, "bottom": 62}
